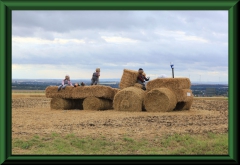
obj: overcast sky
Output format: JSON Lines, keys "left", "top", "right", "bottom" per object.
{"left": 12, "top": 10, "right": 228, "bottom": 83}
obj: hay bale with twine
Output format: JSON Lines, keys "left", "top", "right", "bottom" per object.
{"left": 146, "top": 78, "right": 191, "bottom": 91}
{"left": 143, "top": 88, "right": 177, "bottom": 112}
{"left": 113, "top": 87, "right": 145, "bottom": 112}
{"left": 83, "top": 97, "right": 113, "bottom": 110}
{"left": 119, "top": 69, "right": 139, "bottom": 89}
{"left": 50, "top": 98, "right": 74, "bottom": 110}
{"left": 45, "top": 85, "right": 116, "bottom": 100}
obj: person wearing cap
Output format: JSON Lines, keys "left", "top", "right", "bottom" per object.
{"left": 137, "top": 68, "right": 150, "bottom": 90}
{"left": 58, "top": 74, "right": 74, "bottom": 91}
{"left": 91, "top": 68, "right": 100, "bottom": 85}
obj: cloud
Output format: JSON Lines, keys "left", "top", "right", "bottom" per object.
{"left": 11, "top": 10, "right": 228, "bottom": 82}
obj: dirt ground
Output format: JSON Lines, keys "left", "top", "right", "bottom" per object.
{"left": 12, "top": 96, "right": 228, "bottom": 141}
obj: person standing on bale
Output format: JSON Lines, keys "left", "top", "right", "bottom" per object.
{"left": 137, "top": 68, "right": 150, "bottom": 90}
{"left": 91, "top": 68, "right": 100, "bottom": 85}
{"left": 58, "top": 74, "right": 74, "bottom": 91}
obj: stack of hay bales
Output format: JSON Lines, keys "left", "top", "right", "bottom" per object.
{"left": 113, "top": 87, "right": 145, "bottom": 112}
{"left": 45, "top": 85, "right": 116, "bottom": 100}
{"left": 145, "top": 77, "right": 193, "bottom": 111}
{"left": 46, "top": 85, "right": 120, "bottom": 110}
{"left": 114, "top": 69, "right": 150, "bottom": 111}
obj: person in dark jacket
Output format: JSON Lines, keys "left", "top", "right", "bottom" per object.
{"left": 137, "top": 68, "right": 150, "bottom": 90}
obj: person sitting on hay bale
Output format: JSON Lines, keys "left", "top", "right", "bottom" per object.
{"left": 137, "top": 68, "right": 150, "bottom": 90}
{"left": 91, "top": 68, "right": 100, "bottom": 85}
{"left": 58, "top": 74, "right": 74, "bottom": 91}
{"left": 74, "top": 82, "right": 85, "bottom": 87}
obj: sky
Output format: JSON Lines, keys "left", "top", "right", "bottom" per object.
{"left": 12, "top": 10, "right": 228, "bottom": 83}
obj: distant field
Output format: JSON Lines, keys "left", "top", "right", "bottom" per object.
{"left": 194, "top": 97, "right": 228, "bottom": 100}
{"left": 12, "top": 90, "right": 45, "bottom": 98}
{"left": 12, "top": 90, "right": 45, "bottom": 93}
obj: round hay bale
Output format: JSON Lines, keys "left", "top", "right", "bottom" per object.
{"left": 50, "top": 98, "right": 73, "bottom": 110}
{"left": 134, "top": 83, "right": 143, "bottom": 89}
{"left": 83, "top": 97, "right": 113, "bottom": 110}
{"left": 113, "top": 87, "right": 145, "bottom": 112}
{"left": 146, "top": 78, "right": 191, "bottom": 91}
{"left": 144, "top": 88, "right": 177, "bottom": 112}
{"left": 119, "top": 69, "right": 139, "bottom": 89}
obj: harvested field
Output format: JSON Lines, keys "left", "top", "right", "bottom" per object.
{"left": 12, "top": 94, "right": 228, "bottom": 143}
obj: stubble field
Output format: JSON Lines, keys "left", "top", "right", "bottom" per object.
{"left": 11, "top": 93, "right": 228, "bottom": 154}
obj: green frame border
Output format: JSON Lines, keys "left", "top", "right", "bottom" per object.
{"left": 0, "top": 0, "right": 238, "bottom": 164}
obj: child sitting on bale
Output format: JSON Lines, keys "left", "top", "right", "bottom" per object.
{"left": 91, "top": 68, "right": 100, "bottom": 85}
{"left": 58, "top": 74, "right": 74, "bottom": 91}
{"left": 137, "top": 68, "right": 150, "bottom": 90}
